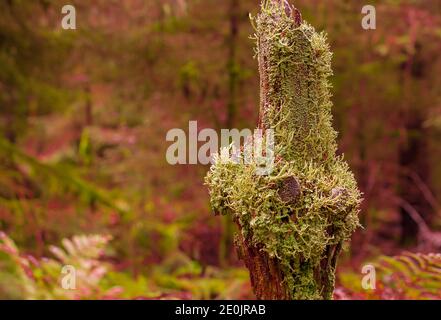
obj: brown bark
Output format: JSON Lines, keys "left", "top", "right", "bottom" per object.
{"left": 234, "top": 219, "right": 342, "bottom": 299}
{"left": 235, "top": 230, "right": 289, "bottom": 299}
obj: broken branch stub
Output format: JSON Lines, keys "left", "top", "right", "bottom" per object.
{"left": 205, "top": 0, "right": 361, "bottom": 299}
{"left": 278, "top": 176, "right": 301, "bottom": 205}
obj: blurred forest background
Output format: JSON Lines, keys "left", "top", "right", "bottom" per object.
{"left": 1, "top": 0, "right": 441, "bottom": 299}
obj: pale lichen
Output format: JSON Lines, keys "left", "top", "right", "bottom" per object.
{"left": 205, "top": 1, "right": 361, "bottom": 300}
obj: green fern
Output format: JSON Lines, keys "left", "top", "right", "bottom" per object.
{"left": 0, "top": 136, "right": 129, "bottom": 215}
{"left": 0, "top": 232, "right": 122, "bottom": 299}
{"left": 374, "top": 252, "right": 441, "bottom": 299}
{"left": 338, "top": 252, "right": 441, "bottom": 300}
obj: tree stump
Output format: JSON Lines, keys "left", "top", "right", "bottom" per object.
{"left": 206, "top": 0, "right": 361, "bottom": 300}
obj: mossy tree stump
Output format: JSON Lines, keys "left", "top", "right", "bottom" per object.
{"left": 206, "top": 0, "right": 361, "bottom": 300}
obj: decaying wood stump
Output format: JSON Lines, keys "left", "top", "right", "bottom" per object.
{"left": 206, "top": 0, "right": 361, "bottom": 300}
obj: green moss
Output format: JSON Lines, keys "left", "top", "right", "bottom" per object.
{"left": 205, "top": 1, "right": 361, "bottom": 300}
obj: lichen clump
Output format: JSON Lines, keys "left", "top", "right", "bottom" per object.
{"left": 205, "top": 1, "right": 361, "bottom": 300}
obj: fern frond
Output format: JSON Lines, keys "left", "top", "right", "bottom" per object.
{"left": 375, "top": 252, "right": 441, "bottom": 283}
{"left": 345, "top": 252, "right": 441, "bottom": 299}
{"left": 338, "top": 252, "right": 441, "bottom": 300}
{"left": 0, "top": 232, "right": 119, "bottom": 299}
{"left": 0, "top": 136, "right": 129, "bottom": 215}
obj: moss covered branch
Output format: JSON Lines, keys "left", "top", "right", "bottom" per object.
{"left": 205, "top": 0, "right": 361, "bottom": 300}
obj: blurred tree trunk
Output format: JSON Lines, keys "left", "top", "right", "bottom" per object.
{"left": 399, "top": 113, "right": 431, "bottom": 244}
{"left": 398, "top": 36, "right": 433, "bottom": 244}
{"left": 219, "top": 0, "right": 240, "bottom": 267}
{"left": 226, "top": 0, "right": 239, "bottom": 128}
{"left": 84, "top": 84, "right": 93, "bottom": 126}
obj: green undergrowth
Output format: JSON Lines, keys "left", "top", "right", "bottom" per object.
{"left": 0, "top": 232, "right": 251, "bottom": 300}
